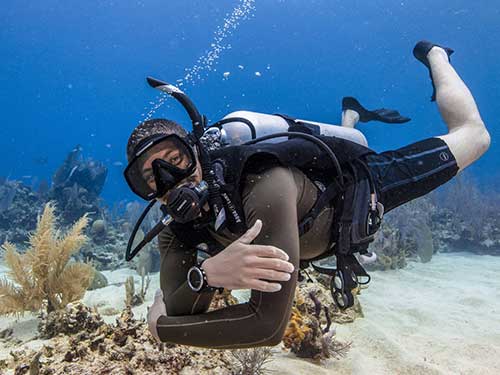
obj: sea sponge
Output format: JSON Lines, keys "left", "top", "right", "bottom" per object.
{"left": 91, "top": 219, "right": 106, "bottom": 236}
{"left": 283, "top": 307, "right": 312, "bottom": 350}
{"left": 88, "top": 270, "right": 108, "bottom": 290}
{"left": 283, "top": 284, "right": 352, "bottom": 361}
{"left": 0, "top": 202, "right": 94, "bottom": 315}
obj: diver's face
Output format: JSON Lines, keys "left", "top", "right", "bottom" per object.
{"left": 139, "top": 141, "right": 202, "bottom": 204}
{"left": 140, "top": 140, "right": 195, "bottom": 188}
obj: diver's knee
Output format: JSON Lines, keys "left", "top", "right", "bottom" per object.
{"left": 476, "top": 126, "right": 491, "bottom": 155}
{"left": 466, "top": 124, "right": 491, "bottom": 157}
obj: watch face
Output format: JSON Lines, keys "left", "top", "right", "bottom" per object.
{"left": 188, "top": 267, "right": 203, "bottom": 291}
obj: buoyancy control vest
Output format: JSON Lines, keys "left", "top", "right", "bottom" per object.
{"left": 170, "top": 110, "right": 379, "bottom": 249}
{"left": 170, "top": 130, "right": 378, "bottom": 246}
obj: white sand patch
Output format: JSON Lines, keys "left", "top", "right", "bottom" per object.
{"left": 83, "top": 268, "right": 161, "bottom": 323}
{"left": 328, "top": 252, "right": 500, "bottom": 374}
{"left": 1, "top": 253, "right": 500, "bottom": 373}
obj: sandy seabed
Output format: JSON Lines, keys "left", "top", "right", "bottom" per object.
{"left": 1, "top": 252, "right": 499, "bottom": 375}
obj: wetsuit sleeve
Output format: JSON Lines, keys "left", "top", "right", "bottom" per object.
{"left": 158, "top": 227, "right": 216, "bottom": 316}
{"left": 156, "top": 166, "right": 300, "bottom": 348}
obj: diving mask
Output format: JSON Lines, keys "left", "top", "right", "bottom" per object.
{"left": 124, "top": 133, "right": 197, "bottom": 200}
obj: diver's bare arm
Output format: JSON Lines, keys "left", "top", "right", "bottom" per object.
{"left": 158, "top": 228, "right": 215, "bottom": 316}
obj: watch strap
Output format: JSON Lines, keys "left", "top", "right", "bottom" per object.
{"left": 188, "top": 260, "right": 223, "bottom": 294}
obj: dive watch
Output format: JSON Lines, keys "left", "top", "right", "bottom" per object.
{"left": 187, "top": 262, "right": 220, "bottom": 293}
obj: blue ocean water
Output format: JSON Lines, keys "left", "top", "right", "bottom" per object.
{"left": 1, "top": 0, "right": 498, "bottom": 203}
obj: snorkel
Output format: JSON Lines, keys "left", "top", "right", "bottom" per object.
{"left": 146, "top": 77, "right": 224, "bottom": 217}
{"left": 125, "top": 77, "right": 223, "bottom": 261}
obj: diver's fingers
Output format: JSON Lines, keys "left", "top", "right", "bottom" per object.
{"left": 152, "top": 288, "right": 167, "bottom": 316}
{"left": 248, "top": 280, "right": 282, "bottom": 293}
{"left": 248, "top": 244, "right": 289, "bottom": 261}
{"left": 251, "top": 268, "right": 292, "bottom": 282}
{"left": 238, "top": 219, "right": 262, "bottom": 245}
{"left": 248, "top": 257, "right": 294, "bottom": 273}
{"left": 154, "top": 288, "right": 163, "bottom": 301}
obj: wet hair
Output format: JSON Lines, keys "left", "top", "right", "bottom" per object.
{"left": 126, "top": 119, "right": 187, "bottom": 162}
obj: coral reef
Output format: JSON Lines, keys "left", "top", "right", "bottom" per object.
{"left": 364, "top": 197, "right": 438, "bottom": 271}
{"left": 79, "top": 229, "right": 128, "bottom": 271}
{"left": 90, "top": 219, "right": 107, "bottom": 244}
{"left": 38, "top": 302, "right": 104, "bottom": 339}
{"left": 208, "top": 289, "right": 239, "bottom": 311}
{"left": 48, "top": 145, "right": 107, "bottom": 227}
{"left": 124, "top": 269, "right": 150, "bottom": 307}
{"left": 304, "top": 269, "right": 364, "bottom": 324}
{"left": 228, "top": 347, "right": 273, "bottom": 375}
{"left": 283, "top": 274, "right": 353, "bottom": 361}
{"left": 430, "top": 175, "right": 500, "bottom": 255}
{"left": 363, "top": 172, "right": 500, "bottom": 272}
{"left": 8, "top": 306, "right": 235, "bottom": 375}
{"left": 0, "top": 203, "right": 94, "bottom": 315}
{"left": 0, "top": 179, "right": 42, "bottom": 244}
{"left": 79, "top": 203, "right": 160, "bottom": 272}
{"left": 368, "top": 222, "right": 409, "bottom": 271}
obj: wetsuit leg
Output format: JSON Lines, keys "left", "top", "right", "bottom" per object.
{"left": 365, "top": 137, "right": 459, "bottom": 214}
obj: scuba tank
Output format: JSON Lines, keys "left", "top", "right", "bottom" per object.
{"left": 203, "top": 110, "right": 369, "bottom": 149}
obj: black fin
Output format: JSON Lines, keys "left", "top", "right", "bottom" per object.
{"left": 342, "top": 97, "right": 411, "bottom": 124}
{"left": 413, "top": 40, "right": 454, "bottom": 101}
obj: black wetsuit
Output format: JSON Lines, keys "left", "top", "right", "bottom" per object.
{"left": 156, "top": 137, "right": 458, "bottom": 348}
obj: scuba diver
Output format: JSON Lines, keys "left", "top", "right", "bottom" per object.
{"left": 123, "top": 41, "right": 490, "bottom": 348}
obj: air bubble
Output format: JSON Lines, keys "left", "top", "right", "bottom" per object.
{"left": 142, "top": 0, "right": 256, "bottom": 121}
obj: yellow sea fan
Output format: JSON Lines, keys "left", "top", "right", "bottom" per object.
{"left": 50, "top": 214, "right": 88, "bottom": 276}
{"left": 51, "top": 262, "right": 94, "bottom": 308}
{"left": 28, "top": 203, "right": 56, "bottom": 251}
{"left": 2, "top": 242, "right": 33, "bottom": 294}
{"left": 0, "top": 202, "right": 95, "bottom": 315}
{"left": 0, "top": 277, "right": 27, "bottom": 315}
{"left": 26, "top": 229, "right": 52, "bottom": 294}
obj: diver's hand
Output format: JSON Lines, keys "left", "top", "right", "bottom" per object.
{"left": 202, "top": 220, "right": 294, "bottom": 292}
{"left": 147, "top": 289, "right": 167, "bottom": 342}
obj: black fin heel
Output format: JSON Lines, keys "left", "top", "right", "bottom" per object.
{"left": 413, "top": 40, "right": 454, "bottom": 102}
